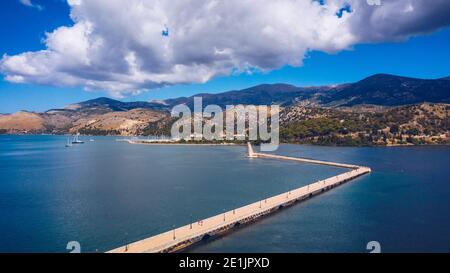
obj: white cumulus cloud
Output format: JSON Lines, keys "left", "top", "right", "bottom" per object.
{"left": 2, "top": 0, "right": 450, "bottom": 97}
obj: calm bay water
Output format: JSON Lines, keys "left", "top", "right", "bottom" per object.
{"left": 0, "top": 135, "right": 449, "bottom": 253}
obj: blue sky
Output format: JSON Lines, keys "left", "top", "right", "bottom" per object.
{"left": 1, "top": 0, "right": 450, "bottom": 113}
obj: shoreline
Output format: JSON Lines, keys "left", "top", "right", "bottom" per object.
{"left": 1, "top": 134, "right": 449, "bottom": 148}
{"left": 126, "top": 140, "right": 242, "bottom": 146}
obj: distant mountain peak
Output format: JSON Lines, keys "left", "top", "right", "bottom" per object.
{"left": 358, "top": 73, "right": 414, "bottom": 82}
{"left": 79, "top": 97, "right": 121, "bottom": 105}
{"left": 63, "top": 96, "right": 169, "bottom": 113}
{"left": 321, "top": 74, "right": 450, "bottom": 107}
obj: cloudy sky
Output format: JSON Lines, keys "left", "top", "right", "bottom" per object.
{"left": 1, "top": 0, "right": 450, "bottom": 112}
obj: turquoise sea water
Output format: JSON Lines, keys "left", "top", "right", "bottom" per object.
{"left": 0, "top": 135, "right": 449, "bottom": 253}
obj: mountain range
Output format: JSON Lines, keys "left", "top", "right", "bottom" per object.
{"left": 0, "top": 73, "right": 449, "bottom": 145}
{"left": 161, "top": 74, "right": 450, "bottom": 109}
{"left": 45, "top": 73, "right": 450, "bottom": 114}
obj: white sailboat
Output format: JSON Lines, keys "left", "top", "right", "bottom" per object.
{"left": 65, "top": 137, "right": 72, "bottom": 147}
{"left": 72, "top": 133, "right": 85, "bottom": 144}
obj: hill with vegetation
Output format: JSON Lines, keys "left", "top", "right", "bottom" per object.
{"left": 280, "top": 103, "right": 449, "bottom": 146}
{"left": 1, "top": 74, "right": 449, "bottom": 146}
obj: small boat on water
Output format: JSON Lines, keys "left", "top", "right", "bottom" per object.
{"left": 65, "top": 137, "right": 72, "bottom": 148}
{"left": 72, "top": 134, "right": 85, "bottom": 144}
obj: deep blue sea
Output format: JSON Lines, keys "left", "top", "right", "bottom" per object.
{"left": 0, "top": 135, "right": 449, "bottom": 253}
